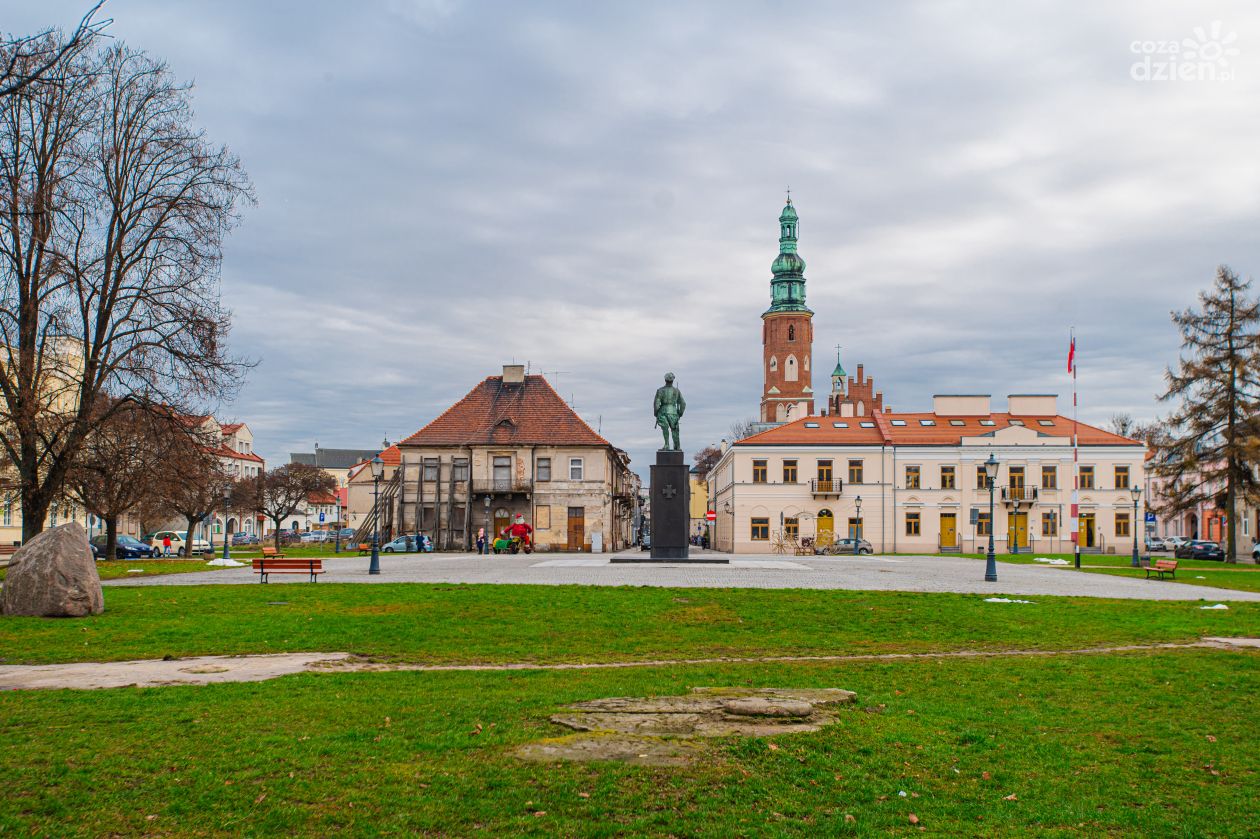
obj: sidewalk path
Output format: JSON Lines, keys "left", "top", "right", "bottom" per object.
{"left": 103, "top": 552, "right": 1260, "bottom": 602}
{"left": 4, "top": 638, "right": 1257, "bottom": 691}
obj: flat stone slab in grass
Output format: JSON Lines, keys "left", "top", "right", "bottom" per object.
{"left": 517, "top": 687, "right": 857, "bottom": 764}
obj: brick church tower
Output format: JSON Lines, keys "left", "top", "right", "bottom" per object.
{"left": 760, "top": 195, "right": 815, "bottom": 422}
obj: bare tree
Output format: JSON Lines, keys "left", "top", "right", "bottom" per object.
{"left": 65, "top": 400, "right": 183, "bottom": 560}
{"left": 0, "top": 38, "right": 253, "bottom": 540}
{"left": 729, "top": 417, "right": 758, "bottom": 441}
{"left": 692, "top": 444, "right": 722, "bottom": 480}
{"left": 156, "top": 420, "right": 230, "bottom": 557}
{"left": 1156, "top": 266, "right": 1260, "bottom": 562}
{"left": 0, "top": 3, "right": 109, "bottom": 100}
{"left": 250, "top": 464, "right": 337, "bottom": 549}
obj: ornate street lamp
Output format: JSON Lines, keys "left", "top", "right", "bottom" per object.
{"left": 369, "top": 455, "right": 384, "bottom": 575}
{"left": 854, "top": 495, "right": 863, "bottom": 555}
{"left": 1130, "top": 485, "right": 1142, "bottom": 568}
{"left": 984, "top": 453, "right": 999, "bottom": 582}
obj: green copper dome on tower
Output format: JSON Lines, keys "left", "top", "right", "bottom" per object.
{"left": 764, "top": 194, "right": 812, "bottom": 315}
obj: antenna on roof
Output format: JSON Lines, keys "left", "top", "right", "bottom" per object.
{"left": 597, "top": 414, "right": 602, "bottom": 434}
{"left": 545, "top": 369, "right": 572, "bottom": 389}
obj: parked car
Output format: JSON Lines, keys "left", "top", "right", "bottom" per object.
{"left": 829, "top": 537, "right": 874, "bottom": 555}
{"left": 1174, "top": 540, "right": 1225, "bottom": 561}
{"left": 1164, "top": 536, "right": 1189, "bottom": 550}
{"left": 148, "top": 530, "right": 211, "bottom": 557}
{"left": 334, "top": 527, "right": 356, "bottom": 541}
{"left": 300, "top": 531, "right": 330, "bottom": 543}
{"left": 91, "top": 534, "right": 158, "bottom": 560}
{"left": 1145, "top": 536, "right": 1169, "bottom": 552}
{"left": 381, "top": 534, "right": 419, "bottom": 553}
{"left": 230, "top": 532, "right": 259, "bottom": 546}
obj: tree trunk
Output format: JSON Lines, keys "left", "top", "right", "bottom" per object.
{"left": 184, "top": 514, "right": 199, "bottom": 558}
{"left": 20, "top": 484, "right": 51, "bottom": 542}
{"left": 104, "top": 515, "right": 118, "bottom": 562}
{"left": 273, "top": 517, "right": 283, "bottom": 550}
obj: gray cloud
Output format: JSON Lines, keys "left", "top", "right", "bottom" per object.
{"left": 14, "top": 0, "right": 1260, "bottom": 474}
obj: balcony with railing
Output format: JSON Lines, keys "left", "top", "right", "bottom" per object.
{"left": 470, "top": 477, "right": 534, "bottom": 495}
{"left": 1000, "top": 486, "right": 1039, "bottom": 504}
{"left": 810, "top": 478, "right": 843, "bottom": 497}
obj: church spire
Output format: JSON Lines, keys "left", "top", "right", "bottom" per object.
{"left": 765, "top": 195, "right": 811, "bottom": 315}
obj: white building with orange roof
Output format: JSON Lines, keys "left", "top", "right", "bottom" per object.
{"left": 709, "top": 390, "right": 1147, "bottom": 556}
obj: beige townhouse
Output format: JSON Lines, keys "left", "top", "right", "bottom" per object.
{"left": 709, "top": 393, "right": 1147, "bottom": 556}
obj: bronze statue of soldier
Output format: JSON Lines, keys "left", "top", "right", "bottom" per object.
{"left": 653, "top": 373, "right": 686, "bottom": 451}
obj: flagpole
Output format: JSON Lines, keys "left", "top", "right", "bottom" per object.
{"left": 1071, "top": 328, "right": 1080, "bottom": 569}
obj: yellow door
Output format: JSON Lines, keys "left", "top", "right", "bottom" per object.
{"left": 1007, "top": 512, "right": 1028, "bottom": 549}
{"left": 940, "top": 513, "right": 957, "bottom": 548}
{"left": 816, "top": 509, "right": 834, "bottom": 547}
{"left": 1079, "top": 513, "right": 1095, "bottom": 548}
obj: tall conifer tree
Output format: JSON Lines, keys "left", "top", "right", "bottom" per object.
{"left": 1157, "top": 265, "right": 1260, "bottom": 562}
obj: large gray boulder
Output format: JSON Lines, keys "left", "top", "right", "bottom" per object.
{"left": 1, "top": 522, "right": 104, "bottom": 617}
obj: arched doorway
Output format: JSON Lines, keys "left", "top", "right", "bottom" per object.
{"left": 493, "top": 507, "right": 510, "bottom": 539}
{"left": 817, "top": 509, "right": 834, "bottom": 547}
{"left": 227, "top": 517, "right": 238, "bottom": 535}
{"left": 1187, "top": 513, "right": 1198, "bottom": 539}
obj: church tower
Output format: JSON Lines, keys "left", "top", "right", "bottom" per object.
{"left": 760, "top": 195, "right": 815, "bottom": 422}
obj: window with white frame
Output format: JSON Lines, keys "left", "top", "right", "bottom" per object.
{"left": 569, "top": 457, "right": 584, "bottom": 480}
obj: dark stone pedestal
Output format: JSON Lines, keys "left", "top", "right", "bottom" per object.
{"left": 612, "top": 450, "right": 729, "bottom": 564}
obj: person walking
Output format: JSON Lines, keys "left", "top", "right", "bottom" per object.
{"left": 476, "top": 528, "right": 487, "bottom": 555}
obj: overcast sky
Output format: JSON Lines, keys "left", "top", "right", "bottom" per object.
{"left": 14, "top": 1, "right": 1260, "bottom": 476}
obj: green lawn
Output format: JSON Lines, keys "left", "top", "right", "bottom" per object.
{"left": 1, "top": 584, "right": 1258, "bottom": 667}
{"left": 3, "top": 584, "right": 1258, "bottom": 834}
{"left": 2, "top": 648, "right": 1257, "bottom": 836}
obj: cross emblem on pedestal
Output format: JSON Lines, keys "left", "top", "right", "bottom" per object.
{"left": 660, "top": 485, "right": 678, "bottom": 499}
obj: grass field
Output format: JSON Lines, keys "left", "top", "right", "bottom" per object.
{"left": 1, "top": 583, "right": 1258, "bottom": 666}
{"left": 2, "top": 583, "right": 1258, "bottom": 835}
{"left": 952, "top": 552, "right": 1260, "bottom": 593}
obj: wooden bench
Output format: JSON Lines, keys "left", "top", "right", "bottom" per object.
{"left": 261, "top": 546, "right": 286, "bottom": 559}
{"left": 1146, "top": 559, "right": 1178, "bottom": 580}
{"left": 356, "top": 542, "right": 371, "bottom": 556}
{"left": 252, "top": 557, "right": 323, "bottom": 583}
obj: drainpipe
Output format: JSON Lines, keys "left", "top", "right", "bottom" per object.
{"left": 891, "top": 443, "right": 897, "bottom": 555}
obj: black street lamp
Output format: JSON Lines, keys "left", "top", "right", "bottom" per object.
{"left": 483, "top": 494, "right": 492, "bottom": 555}
{"left": 222, "top": 486, "right": 231, "bottom": 563}
{"left": 984, "top": 453, "right": 999, "bottom": 582}
{"left": 854, "top": 495, "right": 863, "bottom": 555}
{"left": 1130, "top": 485, "right": 1142, "bottom": 568}
{"left": 368, "top": 455, "right": 384, "bottom": 575}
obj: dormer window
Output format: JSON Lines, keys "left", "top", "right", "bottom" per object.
{"left": 979, "top": 419, "right": 996, "bottom": 426}
{"left": 919, "top": 419, "right": 936, "bottom": 426}
{"left": 890, "top": 419, "right": 907, "bottom": 426}
{"left": 860, "top": 421, "right": 875, "bottom": 428}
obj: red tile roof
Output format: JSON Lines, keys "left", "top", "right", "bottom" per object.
{"left": 400, "top": 374, "right": 610, "bottom": 448}
{"left": 220, "top": 422, "right": 244, "bottom": 434}
{"left": 308, "top": 491, "right": 338, "bottom": 505}
{"left": 347, "top": 445, "right": 401, "bottom": 481}
{"left": 217, "top": 445, "right": 265, "bottom": 463}
{"left": 737, "top": 410, "right": 1143, "bottom": 447}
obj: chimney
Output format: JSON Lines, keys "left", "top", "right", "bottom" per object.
{"left": 502, "top": 364, "right": 525, "bottom": 384}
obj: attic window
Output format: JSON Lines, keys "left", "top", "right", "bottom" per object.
{"left": 833, "top": 422, "right": 848, "bottom": 428}
{"left": 1009, "top": 419, "right": 1025, "bottom": 426}
{"left": 890, "top": 419, "right": 907, "bottom": 426}
{"left": 804, "top": 422, "right": 820, "bottom": 428}
{"left": 1038, "top": 419, "right": 1055, "bottom": 427}
{"left": 949, "top": 419, "right": 965, "bottom": 426}
{"left": 859, "top": 421, "right": 875, "bottom": 428}
{"left": 979, "top": 419, "right": 996, "bottom": 426}
{"left": 919, "top": 419, "right": 936, "bottom": 426}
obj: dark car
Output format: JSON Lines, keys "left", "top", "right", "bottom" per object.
{"left": 91, "top": 534, "right": 157, "bottom": 560}
{"left": 1175, "top": 540, "right": 1225, "bottom": 561}
{"left": 230, "top": 532, "right": 259, "bottom": 546}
